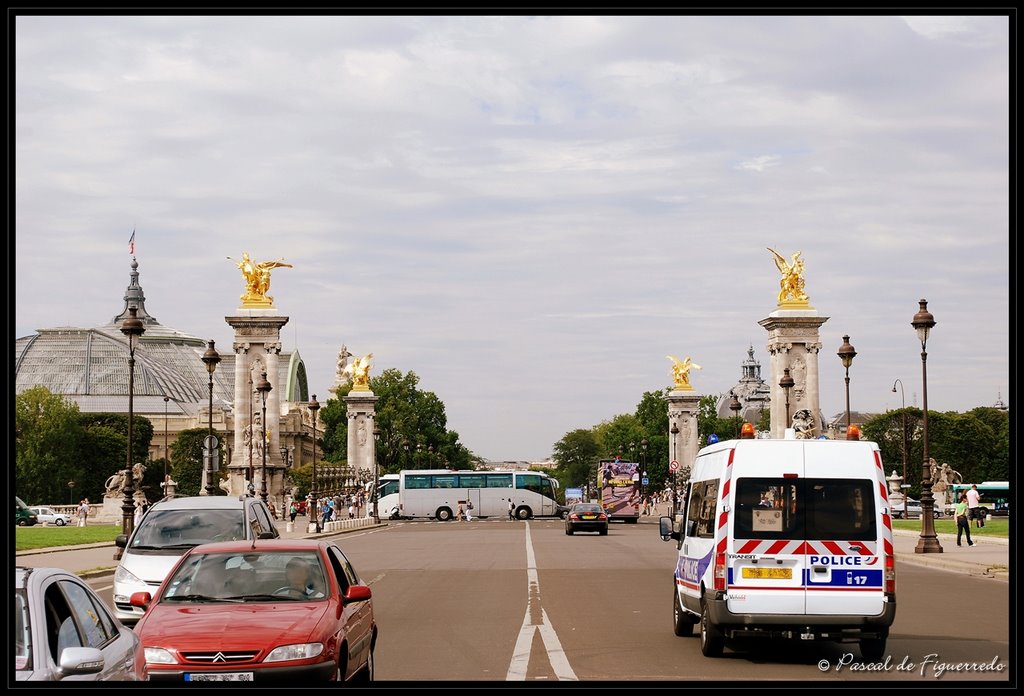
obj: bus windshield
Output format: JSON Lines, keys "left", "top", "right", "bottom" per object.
{"left": 949, "top": 482, "right": 1010, "bottom": 516}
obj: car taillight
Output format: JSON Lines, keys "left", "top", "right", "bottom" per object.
{"left": 713, "top": 551, "right": 727, "bottom": 591}
{"left": 569, "top": 514, "right": 579, "bottom": 520}
{"left": 597, "top": 514, "right": 606, "bottom": 520}
{"left": 884, "top": 552, "right": 896, "bottom": 594}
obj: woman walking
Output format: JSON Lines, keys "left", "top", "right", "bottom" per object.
{"left": 955, "top": 492, "right": 975, "bottom": 547}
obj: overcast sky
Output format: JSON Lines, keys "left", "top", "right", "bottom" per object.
{"left": 14, "top": 14, "right": 1010, "bottom": 461}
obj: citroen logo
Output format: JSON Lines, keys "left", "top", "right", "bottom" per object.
{"left": 211, "top": 652, "right": 228, "bottom": 663}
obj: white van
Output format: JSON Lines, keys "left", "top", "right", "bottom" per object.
{"left": 660, "top": 429, "right": 896, "bottom": 660}
{"left": 112, "top": 495, "right": 279, "bottom": 625}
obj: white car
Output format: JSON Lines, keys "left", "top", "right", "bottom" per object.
{"left": 891, "top": 498, "right": 941, "bottom": 519}
{"left": 29, "top": 507, "right": 72, "bottom": 526}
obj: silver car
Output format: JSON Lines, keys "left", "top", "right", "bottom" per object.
{"left": 15, "top": 566, "right": 141, "bottom": 681}
{"left": 30, "top": 506, "right": 73, "bottom": 526}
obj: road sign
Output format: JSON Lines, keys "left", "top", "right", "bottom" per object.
{"left": 669, "top": 460, "right": 680, "bottom": 472}
{"left": 204, "top": 435, "right": 219, "bottom": 451}
{"left": 642, "top": 477, "right": 649, "bottom": 485}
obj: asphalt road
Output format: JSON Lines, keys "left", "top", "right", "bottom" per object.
{"left": 64, "top": 517, "right": 1009, "bottom": 683}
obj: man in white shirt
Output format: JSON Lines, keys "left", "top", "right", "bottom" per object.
{"left": 965, "top": 485, "right": 984, "bottom": 528}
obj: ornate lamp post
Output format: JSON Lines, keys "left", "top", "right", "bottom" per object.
{"left": 912, "top": 300, "right": 942, "bottom": 554}
{"left": 247, "top": 373, "right": 255, "bottom": 496}
{"left": 372, "top": 425, "right": 381, "bottom": 523}
{"left": 729, "top": 391, "right": 742, "bottom": 437}
{"left": 892, "top": 379, "right": 908, "bottom": 520}
{"left": 837, "top": 334, "right": 857, "bottom": 433}
{"left": 117, "top": 306, "right": 145, "bottom": 560}
{"left": 670, "top": 422, "right": 679, "bottom": 514}
{"left": 309, "top": 394, "right": 321, "bottom": 533}
{"left": 67, "top": 480, "right": 75, "bottom": 505}
{"left": 163, "top": 396, "right": 170, "bottom": 488}
{"left": 255, "top": 371, "right": 272, "bottom": 503}
{"left": 640, "top": 438, "right": 648, "bottom": 501}
{"left": 779, "top": 368, "right": 795, "bottom": 431}
{"left": 201, "top": 340, "right": 222, "bottom": 496}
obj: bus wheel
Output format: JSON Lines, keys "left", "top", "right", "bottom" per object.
{"left": 516, "top": 506, "right": 532, "bottom": 520}
{"left": 436, "top": 507, "right": 453, "bottom": 522}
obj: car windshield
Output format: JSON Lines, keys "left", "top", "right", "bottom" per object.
{"left": 162, "top": 550, "right": 328, "bottom": 603}
{"left": 572, "top": 504, "right": 603, "bottom": 513}
{"left": 130, "top": 509, "right": 246, "bottom": 548}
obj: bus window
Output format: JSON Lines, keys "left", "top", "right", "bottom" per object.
{"left": 405, "top": 475, "right": 431, "bottom": 489}
{"left": 486, "top": 474, "right": 512, "bottom": 488}
{"left": 517, "top": 475, "right": 541, "bottom": 494}
{"left": 541, "top": 478, "right": 555, "bottom": 500}
{"left": 433, "top": 475, "right": 458, "bottom": 489}
{"left": 459, "top": 474, "right": 486, "bottom": 488}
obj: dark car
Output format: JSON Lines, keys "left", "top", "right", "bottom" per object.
{"left": 564, "top": 503, "right": 608, "bottom": 536}
{"left": 16, "top": 496, "right": 39, "bottom": 527}
{"left": 131, "top": 539, "right": 376, "bottom": 682}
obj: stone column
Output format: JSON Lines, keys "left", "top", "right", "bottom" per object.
{"left": 759, "top": 309, "right": 829, "bottom": 438}
{"left": 344, "top": 391, "right": 379, "bottom": 480}
{"left": 225, "top": 311, "right": 289, "bottom": 497}
{"left": 667, "top": 391, "right": 702, "bottom": 474}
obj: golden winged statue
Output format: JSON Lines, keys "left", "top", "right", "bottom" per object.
{"left": 767, "top": 248, "right": 810, "bottom": 306}
{"left": 343, "top": 353, "right": 374, "bottom": 392}
{"left": 667, "top": 355, "right": 702, "bottom": 390}
{"left": 227, "top": 252, "right": 293, "bottom": 307}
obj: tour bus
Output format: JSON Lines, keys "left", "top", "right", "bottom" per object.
{"left": 598, "top": 459, "right": 641, "bottom": 523}
{"left": 368, "top": 474, "right": 400, "bottom": 519}
{"left": 950, "top": 481, "right": 1010, "bottom": 518}
{"left": 396, "top": 469, "right": 561, "bottom": 521}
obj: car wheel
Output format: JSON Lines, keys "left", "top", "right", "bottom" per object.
{"left": 353, "top": 644, "right": 374, "bottom": 682}
{"left": 673, "top": 587, "right": 695, "bottom": 637}
{"left": 565, "top": 527, "right": 573, "bottom": 535}
{"left": 18, "top": 519, "right": 27, "bottom": 527}
{"left": 699, "top": 598, "right": 724, "bottom": 657}
{"left": 56, "top": 518, "right": 66, "bottom": 526}
{"left": 860, "top": 633, "right": 887, "bottom": 661}
{"left": 599, "top": 527, "right": 608, "bottom": 536}
{"left": 436, "top": 507, "right": 452, "bottom": 522}
{"left": 516, "top": 506, "right": 532, "bottom": 520}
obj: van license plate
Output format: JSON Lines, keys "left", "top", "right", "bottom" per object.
{"left": 741, "top": 567, "right": 792, "bottom": 579}
{"left": 185, "top": 672, "right": 253, "bottom": 681}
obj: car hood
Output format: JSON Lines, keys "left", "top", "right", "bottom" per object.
{"left": 139, "top": 603, "right": 330, "bottom": 647}
{"left": 120, "top": 552, "right": 185, "bottom": 585}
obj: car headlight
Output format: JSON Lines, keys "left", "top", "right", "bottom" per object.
{"left": 263, "top": 643, "right": 324, "bottom": 663}
{"left": 114, "top": 565, "right": 143, "bottom": 585}
{"left": 145, "top": 647, "right": 178, "bottom": 664}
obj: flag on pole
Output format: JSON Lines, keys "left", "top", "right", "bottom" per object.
{"left": 128, "top": 229, "right": 136, "bottom": 255}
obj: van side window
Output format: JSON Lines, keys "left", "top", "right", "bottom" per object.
{"left": 687, "top": 480, "right": 718, "bottom": 538}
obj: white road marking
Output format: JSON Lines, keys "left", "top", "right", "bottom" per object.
{"left": 505, "top": 522, "right": 578, "bottom": 681}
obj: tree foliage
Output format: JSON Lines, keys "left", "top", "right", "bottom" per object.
{"left": 15, "top": 387, "right": 83, "bottom": 504}
{"left": 170, "top": 428, "right": 226, "bottom": 497}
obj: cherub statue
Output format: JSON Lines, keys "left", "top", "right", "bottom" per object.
{"left": 767, "top": 248, "right": 810, "bottom": 305}
{"left": 329, "top": 344, "right": 354, "bottom": 394}
{"left": 227, "top": 252, "right": 293, "bottom": 306}
{"left": 343, "top": 353, "right": 374, "bottom": 391}
{"left": 667, "top": 355, "right": 702, "bottom": 390}
{"left": 791, "top": 409, "right": 815, "bottom": 439}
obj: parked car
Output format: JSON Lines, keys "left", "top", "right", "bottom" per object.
{"left": 564, "top": 503, "right": 609, "bottom": 536}
{"left": 30, "top": 506, "right": 73, "bottom": 526}
{"left": 112, "top": 495, "right": 280, "bottom": 626}
{"left": 15, "top": 566, "right": 142, "bottom": 681}
{"left": 16, "top": 496, "right": 39, "bottom": 527}
{"left": 130, "top": 539, "right": 376, "bottom": 682}
{"left": 890, "top": 498, "right": 941, "bottom": 519}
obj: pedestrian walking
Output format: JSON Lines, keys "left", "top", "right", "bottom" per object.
{"left": 966, "top": 484, "right": 985, "bottom": 528}
{"left": 465, "top": 499, "right": 474, "bottom": 522}
{"left": 76, "top": 499, "right": 90, "bottom": 527}
{"left": 289, "top": 501, "right": 298, "bottom": 523}
{"left": 955, "top": 493, "right": 975, "bottom": 547}
{"left": 268, "top": 500, "right": 278, "bottom": 520}
{"left": 508, "top": 498, "right": 516, "bottom": 520}
{"left": 455, "top": 500, "right": 465, "bottom": 522}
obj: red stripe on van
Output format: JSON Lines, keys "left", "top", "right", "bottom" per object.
{"left": 737, "top": 539, "right": 761, "bottom": 554}
{"left": 716, "top": 537, "right": 728, "bottom": 554}
{"left": 765, "top": 540, "right": 789, "bottom": 555}
{"left": 718, "top": 511, "right": 729, "bottom": 530}
{"left": 878, "top": 481, "right": 889, "bottom": 503}
{"left": 882, "top": 514, "right": 892, "bottom": 531}
{"left": 721, "top": 478, "right": 731, "bottom": 499}
{"left": 874, "top": 451, "right": 883, "bottom": 471}
{"left": 883, "top": 538, "right": 893, "bottom": 556}
{"left": 821, "top": 540, "right": 846, "bottom": 555}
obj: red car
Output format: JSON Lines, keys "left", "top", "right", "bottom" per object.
{"left": 130, "top": 539, "right": 376, "bottom": 682}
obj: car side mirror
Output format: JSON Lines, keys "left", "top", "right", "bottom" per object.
{"left": 115, "top": 534, "right": 128, "bottom": 548}
{"left": 344, "top": 585, "right": 372, "bottom": 604}
{"left": 58, "top": 646, "right": 106, "bottom": 676}
{"left": 659, "top": 516, "right": 679, "bottom": 542}
{"left": 257, "top": 531, "right": 277, "bottom": 539}
{"left": 129, "top": 591, "right": 152, "bottom": 610}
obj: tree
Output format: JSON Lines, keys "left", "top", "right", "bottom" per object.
{"left": 552, "top": 429, "right": 600, "bottom": 489}
{"left": 15, "top": 387, "right": 83, "bottom": 504}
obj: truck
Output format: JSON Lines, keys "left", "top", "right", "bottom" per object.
{"left": 598, "top": 459, "right": 641, "bottom": 523}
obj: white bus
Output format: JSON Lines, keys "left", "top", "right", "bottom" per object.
{"left": 396, "top": 469, "right": 562, "bottom": 521}
{"left": 368, "top": 474, "right": 401, "bottom": 520}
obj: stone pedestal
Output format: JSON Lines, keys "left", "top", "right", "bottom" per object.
{"left": 344, "top": 391, "right": 379, "bottom": 479}
{"left": 226, "top": 310, "right": 289, "bottom": 498}
{"left": 667, "top": 390, "right": 702, "bottom": 476}
{"left": 759, "top": 308, "right": 829, "bottom": 438}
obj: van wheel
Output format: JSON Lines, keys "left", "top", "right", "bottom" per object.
{"left": 860, "top": 634, "right": 886, "bottom": 661}
{"left": 699, "top": 599, "right": 724, "bottom": 656}
{"left": 673, "top": 588, "right": 695, "bottom": 636}
{"left": 18, "top": 519, "right": 27, "bottom": 527}
{"left": 515, "top": 506, "right": 532, "bottom": 520}
{"left": 436, "top": 507, "right": 453, "bottom": 522}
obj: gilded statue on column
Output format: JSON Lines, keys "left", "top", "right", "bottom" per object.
{"left": 667, "top": 355, "right": 702, "bottom": 391}
{"left": 228, "top": 252, "right": 293, "bottom": 307}
{"left": 767, "top": 248, "right": 810, "bottom": 307}
{"left": 343, "top": 353, "right": 374, "bottom": 392}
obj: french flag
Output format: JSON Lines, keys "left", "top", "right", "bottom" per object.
{"left": 128, "top": 229, "right": 135, "bottom": 255}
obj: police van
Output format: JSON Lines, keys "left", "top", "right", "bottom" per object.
{"left": 660, "top": 424, "right": 896, "bottom": 660}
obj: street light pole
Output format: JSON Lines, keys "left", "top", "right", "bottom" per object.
{"left": 729, "top": 391, "right": 742, "bottom": 438}
{"left": 640, "top": 438, "right": 648, "bottom": 502}
{"left": 893, "top": 379, "right": 908, "bottom": 520}
{"left": 779, "top": 368, "right": 794, "bottom": 432}
{"left": 372, "top": 426, "right": 381, "bottom": 523}
{"left": 837, "top": 335, "right": 857, "bottom": 433}
{"left": 201, "top": 340, "right": 222, "bottom": 497}
{"left": 163, "top": 396, "right": 170, "bottom": 491}
{"left": 255, "top": 371, "right": 272, "bottom": 504}
{"left": 912, "top": 300, "right": 941, "bottom": 554}
{"left": 670, "top": 422, "right": 679, "bottom": 515}
{"left": 117, "top": 306, "right": 145, "bottom": 560}
{"left": 248, "top": 373, "right": 254, "bottom": 496}
{"left": 309, "top": 395, "right": 320, "bottom": 533}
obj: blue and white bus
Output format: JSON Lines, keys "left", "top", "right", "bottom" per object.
{"left": 394, "top": 469, "right": 562, "bottom": 521}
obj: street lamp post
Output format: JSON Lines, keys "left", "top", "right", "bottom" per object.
{"left": 68, "top": 480, "right": 75, "bottom": 505}
{"left": 255, "top": 371, "right": 272, "bottom": 504}
{"left": 248, "top": 373, "right": 254, "bottom": 496}
{"left": 837, "top": 335, "right": 857, "bottom": 432}
{"left": 779, "top": 368, "right": 795, "bottom": 431}
{"left": 163, "top": 396, "right": 170, "bottom": 490}
{"left": 670, "top": 422, "right": 679, "bottom": 515}
{"left": 309, "top": 395, "right": 320, "bottom": 533}
{"left": 372, "top": 426, "right": 381, "bottom": 523}
{"left": 912, "top": 300, "right": 941, "bottom": 554}
{"left": 729, "top": 391, "right": 742, "bottom": 437}
{"left": 892, "top": 379, "right": 908, "bottom": 520}
{"left": 201, "top": 340, "right": 222, "bottom": 496}
{"left": 117, "top": 306, "right": 145, "bottom": 560}
{"left": 640, "top": 438, "right": 648, "bottom": 501}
